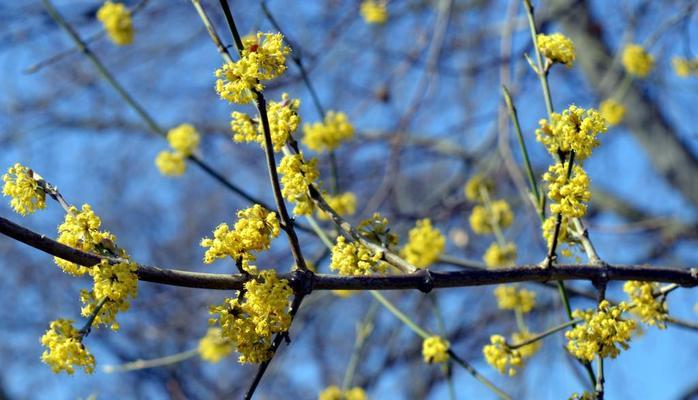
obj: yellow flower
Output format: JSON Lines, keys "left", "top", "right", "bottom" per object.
{"left": 672, "top": 57, "right": 698, "bottom": 77}
{"left": 2, "top": 163, "right": 46, "bottom": 216}
{"left": 55, "top": 204, "right": 114, "bottom": 276}
{"left": 201, "top": 204, "right": 280, "bottom": 264}
{"left": 536, "top": 105, "right": 608, "bottom": 160}
{"left": 97, "top": 1, "right": 134, "bottom": 45}
{"left": 469, "top": 200, "right": 514, "bottom": 235}
{"left": 167, "top": 123, "right": 200, "bottom": 157}
{"left": 317, "top": 192, "right": 357, "bottom": 220}
{"left": 155, "top": 150, "right": 186, "bottom": 176}
{"left": 231, "top": 93, "right": 301, "bottom": 152}
{"left": 541, "top": 215, "right": 573, "bottom": 258}
{"left": 40, "top": 319, "right": 95, "bottom": 374}
{"left": 360, "top": 0, "right": 388, "bottom": 25}
{"left": 493, "top": 285, "right": 536, "bottom": 314}
{"left": 318, "top": 386, "right": 367, "bottom": 400}
{"left": 483, "top": 242, "right": 517, "bottom": 268}
{"left": 537, "top": 33, "right": 575, "bottom": 67}
{"left": 543, "top": 162, "right": 591, "bottom": 218}
{"left": 303, "top": 111, "right": 355, "bottom": 153}
{"left": 422, "top": 336, "right": 450, "bottom": 364}
{"left": 210, "top": 270, "right": 293, "bottom": 363}
{"left": 215, "top": 32, "right": 290, "bottom": 104}
{"left": 622, "top": 44, "right": 654, "bottom": 78}
{"left": 483, "top": 334, "right": 522, "bottom": 376}
{"left": 278, "top": 153, "right": 320, "bottom": 215}
{"left": 623, "top": 281, "right": 668, "bottom": 329}
{"left": 400, "top": 219, "right": 445, "bottom": 268}
{"left": 198, "top": 328, "right": 234, "bottom": 363}
{"left": 330, "top": 236, "right": 386, "bottom": 276}
{"left": 511, "top": 330, "right": 541, "bottom": 359}
{"left": 464, "top": 174, "right": 494, "bottom": 202}
{"left": 599, "top": 99, "right": 625, "bottom": 126}
{"left": 566, "top": 300, "right": 636, "bottom": 362}
{"left": 80, "top": 259, "right": 138, "bottom": 331}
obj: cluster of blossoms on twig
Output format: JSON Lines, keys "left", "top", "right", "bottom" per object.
{"left": 672, "top": 56, "right": 698, "bottom": 77}
{"left": 96, "top": 1, "right": 134, "bottom": 46}
{"left": 622, "top": 43, "right": 655, "bottom": 78}
{"left": 566, "top": 300, "right": 636, "bottom": 362}
{"left": 359, "top": 0, "right": 388, "bottom": 25}
{"left": 155, "top": 123, "right": 201, "bottom": 176}
{"left": 2, "top": 163, "right": 46, "bottom": 215}
{"left": 318, "top": 385, "right": 367, "bottom": 400}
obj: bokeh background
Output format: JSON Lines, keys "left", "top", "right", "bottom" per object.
{"left": 1, "top": 0, "right": 697, "bottom": 399}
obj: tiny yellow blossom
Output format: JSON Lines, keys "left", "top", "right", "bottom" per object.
{"left": 483, "top": 334, "right": 522, "bottom": 376}
{"left": 231, "top": 93, "right": 301, "bottom": 152}
{"left": 536, "top": 105, "right": 608, "bottom": 160}
{"left": 400, "top": 219, "right": 445, "bottom": 268}
{"left": 543, "top": 162, "right": 591, "bottom": 218}
{"left": 319, "top": 386, "right": 367, "bottom": 400}
{"left": 210, "top": 270, "right": 292, "bottom": 363}
{"left": 422, "top": 336, "right": 450, "bottom": 364}
{"left": 201, "top": 204, "right": 280, "bottom": 264}
{"left": 40, "top": 319, "right": 95, "bottom": 374}
{"left": 537, "top": 33, "right": 575, "bottom": 67}
{"left": 599, "top": 99, "right": 625, "bottom": 126}
{"left": 566, "top": 300, "right": 636, "bottom": 362}
{"left": 483, "top": 242, "right": 517, "bottom": 268}
{"left": 97, "top": 1, "right": 134, "bottom": 45}
{"left": 303, "top": 111, "right": 355, "bottom": 153}
{"left": 672, "top": 57, "right": 698, "bottom": 77}
{"left": 469, "top": 200, "right": 514, "bottom": 235}
{"left": 55, "top": 204, "right": 114, "bottom": 276}
{"left": 622, "top": 44, "right": 654, "bottom": 78}
{"left": 493, "top": 285, "right": 536, "bottom": 314}
{"left": 2, "top": 163, "right": 46, "bottom": 216}
{"left": 623, "top": 281, "right": 668, "bottom": 329}
{"left": 317, "top": 192, "right": 357, "bottom": 221}
{"left": 330, "top": 236, "right": 386, "bottom": 276}
{"left": 360, "top": 0, "right": 388, "bottom": 25}
{"left": 464, "top": 174, "right": 494, "bottom": 202}
{"left": 167, "top": 123, "right": 200, "bottom": 156}
{"left": 155, "top": 150, "right": 186, "bottom": 176}
{"left": 198, "top": 328, "right": 234, "bottom": 363}
{"left": 278, "top": 153, "right": 320, "bottom": 215}
{"left": 81, "top": 259, "right": 138, "bottom": 331}
{"left": 215, "top": 32, "right": 290, "bottom": 104}
{"left": 511, "top": 330, "right": 541, "bottom": 359}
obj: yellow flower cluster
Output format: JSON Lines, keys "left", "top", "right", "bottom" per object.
{"left": 623, "top": 281, "right": 668, "bottom": 329}
{"left": 40, "top": 319, "right": 95, "bottom": 374}
{"left": 483, "top": 242, "right": 517, "bottom": 268}
{"left": 198, "top": 327, "right": 234, "bottom": 363}
{"left": 672, "top": 57, "right": 698, "bottom": 77}
{"left": 464, "top": 175, "right": 494, "bottom": 202}
{"left": 537, "top": 33, "right": 575, "bottom": 67}
{"left": 536, "top": 105, "right": 608, "bottom": 160}
{"left": 358, "top": 212, "right": 399, "bottom": 248}
{"left": 2, "top": 163, "right": 46, "bottom": 216}
{"left": 569, "top": 392, "right": 594, "bottom": 400}
{"left": 55, "top": 204, "right": 115, "bottom": 276}
{"left": 96, "top": 1, "right": 134, "bottom": 46}
{"left": 400, "top": 219, "right": 445, "bottom": 268}
{"left": 599, "top": 99, "right": 626, "bottom": 126}
{"left": 360, "top": 0, "right": 388, "bottom": 25}
{"left": 483, "top": 335, "right": 522, "bottom": 376}
{"left": 566, "top": 300, "right": 636, "bottom": 362}
{"left": 511, "top": 329, "right": 541, "bottom": 359}
{"left": 278, "top": 153, "right": 320, "bottom": 215}
{"left": 493, "top": 285, "right": 536, "bottom": 314}
{"left": 303, "top": 111, "right": 354, "bottom": 153}
{"left": 317, "top": 192, "right": 357, "bottom": 221}
{"left": 330, "top": 236, "right": 386, "bottom": 276}
{"left": 541, "top": 215, "right": 573, "bottom": 257}
{"left": 318, "top": 386, "right": 367, "bottom": 400}
{"left": 81, "top": 259, "right": 138, "bottom": 330}
{"left": 156, "top": 123, "right": 201, "bottom": 176}
{"left": 231, "top": 93, "right": 301, "bottom": 152}
{"left": 201, "top": 204, "right": 280, "bottom": 265}
{"left": 622, "top": 44, "right": 654, "bottom": 78}
{"left": 469, "top": 200, "right": 514, "bottom": 235}
{"left": 543, "top": 162, "right": 591, "bottom": 218}
{"left": 210, "top": 270, "right": 292, "bottom": 363}
{"left": 215, "top": 32, "right": 290, "bottom": 104}
{"left": 422, "top": 335, "right": 450, "bottom": 364}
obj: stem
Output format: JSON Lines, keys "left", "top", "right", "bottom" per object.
{"left": 103, "top": 348, "right": 199, "bottom": 373}
{"left": 595, "top": 355, "right": 605, "bottom": 399}
{"left": 447, "top": 350, "right": 512, "bottom": 400}
{"left": 508, "top": 318, "right": 581, "bottom": 349}
{"left": 79, "top": 296, "right": 109, "bottom": 336}
{"left": 341, "top": 302, "right": 378, "bottom": 391}
{"left": 370, "top": 291, "right": 430, "bottom": 339}
{"left": 523, "top": 0, "right": 554, "bottom": 118}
